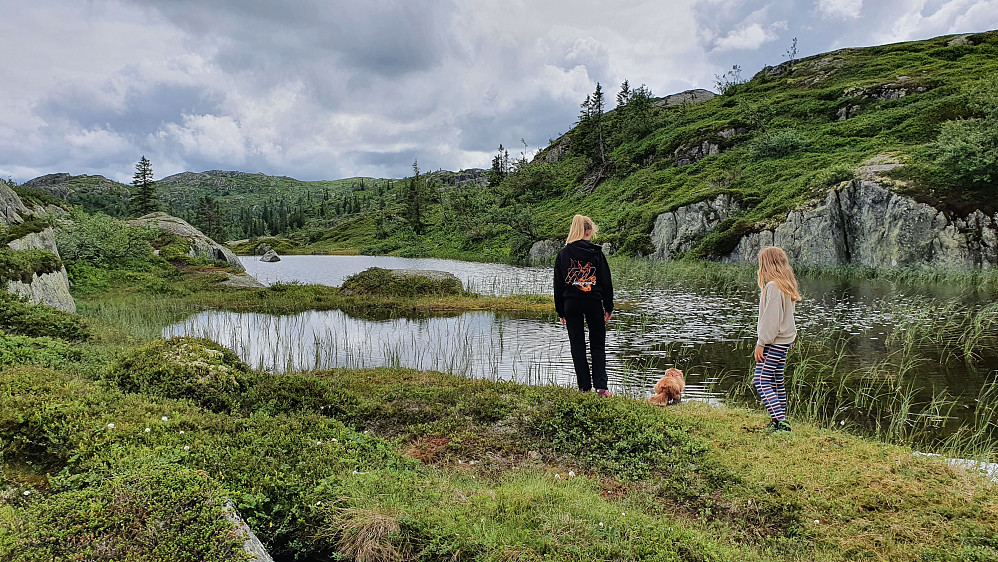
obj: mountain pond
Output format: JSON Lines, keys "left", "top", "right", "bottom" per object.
{"left": 165, "top": 255, "right": 998, "bottom": 441}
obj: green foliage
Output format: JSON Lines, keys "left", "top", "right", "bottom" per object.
{"left": 750, "top": 129, "right": 808, "bottom": 158}
{"left": 0, "top": 292, "right": 88, "bottom": 340}
{"left": 55, "top": 211, "right": 156, "bottom": 267}
{"left": 618, "top": 233, "right": 655, "bottom": 257}
{"left": 107, "top": 337, "right": 251, "bottom": 412}
{"left": 7, "top": 465, "right": 247, "bottom": 562}
{"left": 0, "top": 216, "right": 51, "bottom": 245}
{"left": 10, "top": 185, "right": 66, "bottom": 209}
{"left": 0, "top": 331, "right": 81, "bottom": 368}
{"left": 0, "top": 249, "right": 62, "bottom": 284}
{"left": 341, "top": 267, "right": 463, "bottom": 297}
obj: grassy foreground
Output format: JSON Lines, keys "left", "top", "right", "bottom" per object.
{"left": 2, "top": 360, "right": 996, "bottom": 561}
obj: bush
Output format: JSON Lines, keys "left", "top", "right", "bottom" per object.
{"left": 751, "top": 129, "right": 808, "bottom": 158}
{"left": 0, "top": 332, "right": 81, "bottom": 368}
{"left": 7, "top": 465, "right": 246, "bottom": 562}
{"left": 55, "top": 211, "right": 156, "bottom": 267}
{"left": 107, "top": 337, "right": 252, "bottom": 412}
{"left": 0, "top": 292, "right": 89, "bottom": 340}
{"left": 341, "top": 267, "right": 462, "bottom": 297}
{"left": 0, "top": 249, "right": 62, "bottom": 284}
{"left": 929, "top": 117, "right": 998, "bottom": 188}
{"left": 618, "top": 233, "right": 656, "bottom": 257}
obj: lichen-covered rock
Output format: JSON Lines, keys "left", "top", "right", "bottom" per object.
{"left": 0, "top": 182, "right": 29, "bottom": 227}
{"left": 650, "top": 194, "right": 741, "bottom": 259}
{"left": 260, "top": 249, "right": 281, "bottom": 262}
{"left": 341, "top": 267, "right": 462, "bottom": 296}
{"left": 224, "top": 502, "right": 275, "bottom": 562}
{"left": 651, "top": 89, "right": 716, "bottom": 108}
{"left": 728, "top": 179, "right": 998, "bottom": 268}
{"left": 528, "top": 239, "right": 563, "bottom": 262}
{"left": 127, "top": 212, "right": 244, "bottom": 272}
{"left": 5, "top": 226, "right": 75, "bottom": 313}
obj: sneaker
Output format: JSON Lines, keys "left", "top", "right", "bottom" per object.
{"left": 596, "top": 389, "right": 612, "bottom": 398}
{"left": 775, "top": 420, "right": 792, "bottom": 432}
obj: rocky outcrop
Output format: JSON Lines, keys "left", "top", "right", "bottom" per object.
{"left": 219, "top": 273, "right": 266, "bottom": 289}
{"left": 844, "top": 78, "right": 931, "bottom": 101}
{"left": 535, "top": 136, "right": 571, "bottom": 164}
{"left": 260, "top": 249, "right": 281, "bottom": 262}
{"left": 224, "top": 502, "right": 274, "bottom": 562}
{"left": 650, "top": 194, "right": 741, "bottom": 259}
{"left": 652, "top": 89, "right": 716, "bottom": 108}
{"left": 127, "top": 212, "right": 245, "bottom": 272}
{"left": 2, "top": 185, "right": 76, "bottom": 312}
{"left": 528, "top": 239, "right": 563, "bottom": 262}
{"left": 1, "top": 182, "right": 30, "bottom": 226}
{"left": 728, "top": 179, "right": 998, "bottom": 268}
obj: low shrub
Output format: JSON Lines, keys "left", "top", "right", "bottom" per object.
{"left": 618, "top": 233, "right": 656, "bottom": 257}
{"left": 0, "top": 332, "right": 81, "bottom": 368}
{"left": 107, "top": 337, "right": 251, "bottom": 412}
{"left": 6, "top": 465, "right": 246, "bottom": 562}
{"left": 0, "top": 292, "right": 89, "bottom": 340}
{"left": 341, "top": 267, "right": 463, "bottom": 297}
{"left": 0, "top": 216, "right": 51, "bottom": 245}
{"left": 750, "top": 129, "right": 808, "bottom": 158}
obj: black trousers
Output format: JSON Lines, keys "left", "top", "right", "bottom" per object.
{"left": 564, "top": 298, "right": 607, "bottom": 392}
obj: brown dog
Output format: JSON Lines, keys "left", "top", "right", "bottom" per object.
{"left": 649, "top": 368, "right": 685, "bottom": 406}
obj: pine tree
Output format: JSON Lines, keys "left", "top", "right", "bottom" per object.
{"left": 404, "top": 159, "right": 428, "bottom": 235}
{"left": 195, "top": 195, "right": 225, "bottom": 242}
{"left": 130, "top": 156, "right": 159, "bottom": 216}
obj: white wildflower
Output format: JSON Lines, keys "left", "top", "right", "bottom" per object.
{"left": 317, "top": 440, "right": 323, "bottom": 446}
{"left": 599, "top": 522, "right": 604, "bottom": 528}
{"left": 840, "top": 420, "right": 846, "bottom": 426}
{"left": 184, "top": 446, "right": 190, "bottom": 451}
{"left": 144, "top": 427, "right": 151, "bottom": 433}
{"left": 23, "top": 490, "right": 30, "bottom": 496}
{"left": 180, "top": 431, "right": 185, "bottom": 434}
{"left": 568, "top": 471, "right": 575, "bottom": 477}
{"left": 554, "top": 473, "right": 560, "bottom": 479}
{"left": 331, "top": 438, "right": 337, "bottom": 442}
{"left": 814, "top": 519, "right": 820, "bottom": 524}
{"left": 107, "top": 423, "right": 115, "bottom": 429}
{"left": 161, "top": 416, "right": 169, "bottom": 422}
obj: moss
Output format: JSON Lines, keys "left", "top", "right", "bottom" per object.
{"left": 0, "top": 249, "right": 62, "bottom": 284}
{"left": 0, "top": 216, "right": 51, "bottom": 245}
{"left": 107, "top": 337, "right": 252, "bottom": 412}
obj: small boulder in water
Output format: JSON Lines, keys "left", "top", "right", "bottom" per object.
{"left": 260, "top": 249, "right": 281, "bottom": 262}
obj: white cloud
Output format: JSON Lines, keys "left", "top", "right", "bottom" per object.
{"left": 817, "top": 0, "right": 863, "bottom": 20}
{"left": 877, "top": 0, "right": 998, "bottom": 43}
{"left": 712, "top": 22, "right": 784, "bottom": 51}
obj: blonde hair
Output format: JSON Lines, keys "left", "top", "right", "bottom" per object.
{"left": 565, "top": 214, "right": 598, "bottom": 244}
{"left": 757, "top": 246, "right": 802, "bottom": 302}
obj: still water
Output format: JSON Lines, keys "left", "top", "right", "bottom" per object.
{"left": 166, "top": 256, "right": 996, "bottom": 415}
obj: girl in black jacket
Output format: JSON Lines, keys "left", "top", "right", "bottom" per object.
{"left": 554, "top": 214, "right": 614, "bottom": 396}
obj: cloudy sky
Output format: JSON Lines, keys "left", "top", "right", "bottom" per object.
{"left": 2, "top": 0, "right": 997, "bottom": 183}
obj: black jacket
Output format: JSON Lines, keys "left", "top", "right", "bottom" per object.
{"left": 554, "top": 240, "right": 613, "bottom": 317}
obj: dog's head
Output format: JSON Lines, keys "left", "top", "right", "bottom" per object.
{"left": 663, "top": 367, "right": 684, "bottom": 380}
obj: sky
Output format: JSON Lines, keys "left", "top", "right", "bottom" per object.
{"left": 2, "top": 0, "right": 997, "bottom": 184}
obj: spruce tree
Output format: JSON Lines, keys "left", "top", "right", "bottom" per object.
{"left": 130, "top": 156, "right": 159, "bottom": 216}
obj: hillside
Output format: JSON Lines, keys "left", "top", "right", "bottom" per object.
{"left": 20, "top": 30, "right": 998, "bottom": 263}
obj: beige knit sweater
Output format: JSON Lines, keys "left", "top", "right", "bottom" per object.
{"left": 757, "top": 281, "right": 797, "bottom": 346}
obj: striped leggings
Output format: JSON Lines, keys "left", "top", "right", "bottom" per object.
{"left": 753, "top": 343, "right": 791, "bottom": 422}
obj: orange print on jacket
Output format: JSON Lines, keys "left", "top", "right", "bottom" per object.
{"left": 566, "top": 260, "right": 596, "bottom": 292}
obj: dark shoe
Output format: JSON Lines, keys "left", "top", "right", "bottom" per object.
{"left": 596, "top": 389, "right": 612, "bottom": 398}
{"left": 775, "top": 420, "right": 792, "bottom": 432}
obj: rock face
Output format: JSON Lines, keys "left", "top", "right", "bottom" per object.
{"left": 727, "top": 179, "right": 998, "bottom": 268}
{"left": 259, "top": 249, "right": 281, "bottom": 262}
{"left": 1, "top": 182, "right": 30, "bottom": 226}
{"left": 650, "top": 194, "right": 741, "bottom": 259}
{"left": 528, "top": 239, "right": 563, "bottom": 262}
{"left": 127, "top": 212, "right": 245, "bottom": 272}
{"left": 2, "top": 185, "right": 76, "bottom": 312}
{"left": 652, "top": 89, "right": 716, "bottom": 108}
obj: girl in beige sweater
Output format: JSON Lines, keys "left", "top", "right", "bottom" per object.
{"left": 753, "top": 246, "right": 801, "bottom": 432}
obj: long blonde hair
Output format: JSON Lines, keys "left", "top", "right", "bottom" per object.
{"left": 565, "top": 214, "right": 598, "bottom": 244}
{"left": 758, "top": 246, "right": 801, "bottom": 302}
